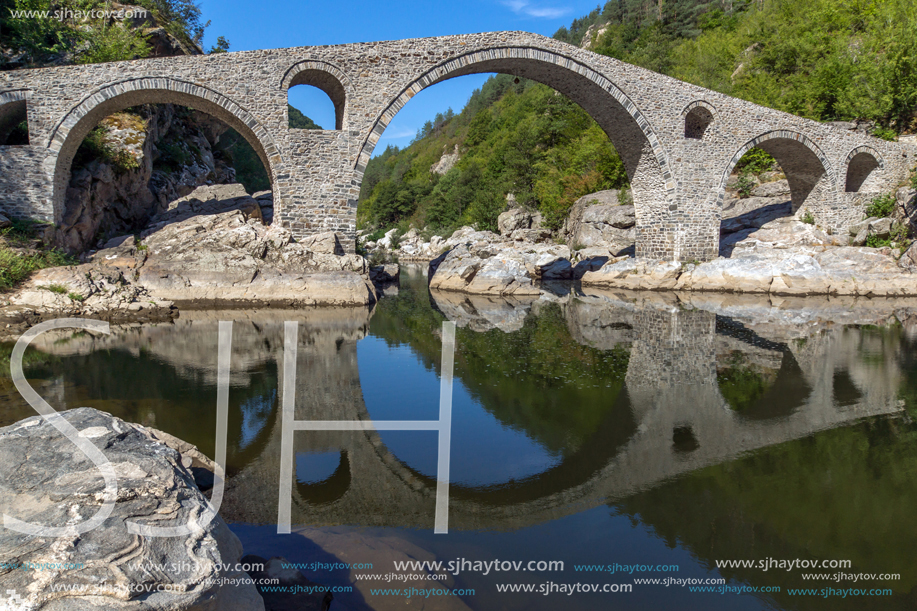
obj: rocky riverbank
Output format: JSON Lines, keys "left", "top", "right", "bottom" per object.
{"left": 1, "top": 184, "right": 376, "bottom": 327}
{"left": 582, "top": 216, "right": 917, "bottom": 296}
{"left": 373, "top": 183, "right": 917, "bottom": 298}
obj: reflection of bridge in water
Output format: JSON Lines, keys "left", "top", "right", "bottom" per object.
{"left": 32, "top": 294, "right": 907, "bottom": 531}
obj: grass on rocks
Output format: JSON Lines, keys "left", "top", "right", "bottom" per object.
{"left": 0, "top": 221, "right": 76, "bottom": 292}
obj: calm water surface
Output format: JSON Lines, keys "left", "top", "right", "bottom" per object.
{"left": 3, "top": 266, "right": 917, "bottom": 610}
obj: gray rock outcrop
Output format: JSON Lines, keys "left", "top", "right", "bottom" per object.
{"left": 497, "top": 207, "right": 545, "bottom": 238}
{"left": 431, "top": 144, "right": 460, "bottom": 175}
{"left": 583, "top": 217, "right": 917, "bottom": 296}
{"left": 0, "top": 407, "right": 264, "bottom": 610}
{"left": 427, "top": 230, "right": 574, "bottom": 295}
{"left": 57, "top": 105, "right": 238, "bottom": 253}
{"left": 9, "top": 185, "right": 375, "bottom": 314}
{"left": 563, "top": 189, "right": 635, "bottom": 253}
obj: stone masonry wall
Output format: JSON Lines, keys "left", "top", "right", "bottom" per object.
{"left": 0, "top": 31, "right": 914, "bottom": 259}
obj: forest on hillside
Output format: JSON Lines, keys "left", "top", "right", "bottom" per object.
{"left": 359, "top": 0, "right": 917, "bottom": 235}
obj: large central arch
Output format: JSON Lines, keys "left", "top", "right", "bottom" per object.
{"left": 354, "top": 46, "right": 677, "bottom": 260}
{"left": 47, "top": 77, "right": 286, "bottom": 224}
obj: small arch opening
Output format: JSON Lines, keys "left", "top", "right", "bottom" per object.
{"left": 684, "top": 106, "right": 713, "bottom": 140}
{"left": 672, "top": 426, "right": 699, "bottom": 453}
{"left": 288, "top": 84, "right": 335, "bottom": 130}
{"left": 0, "top": 99, "right": 29, "bottom": 145}
{"left": 845, "top": 151, "right": 880, "bottom": 192}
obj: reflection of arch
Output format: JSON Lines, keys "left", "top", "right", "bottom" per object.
{"left": 844, "top": 145, "right": 884, "bottom": 192}
{"left": 373, "top": 389, "right": 637, "bottom": 506}
{"left": 682, "top": 100, "right": 715, "bottom": 140}
{"left": 280, "top": 60, "right": 351, "bottom": 130}
{"left": 0, "top": 89, "right": 30, "bottom": 144}
{"left": 720, "top": 349, "right": 812, "bottom": 420}
{"left": 47, "top": 77, "right": 284, "bottom": 224}
{"left": 355, "top": 46, "right": 674, "bottom": 259}
{"left": 296, "top": 451, "right": 351, "bottom": 505}
{"left": 719, "top": 130, "right": 837, "bottom": 214}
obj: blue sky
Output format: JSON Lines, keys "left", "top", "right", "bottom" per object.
{"left": 199, "top": 0, "right": 600, "bottom": 152}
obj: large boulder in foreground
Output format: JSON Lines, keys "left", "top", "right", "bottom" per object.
{"left": 0, "top": 408, "right": 264, "bottom": 610}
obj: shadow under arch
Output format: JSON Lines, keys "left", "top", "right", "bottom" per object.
{"left": 0, "top": 90, "right": 30, "bottom": 144}
{"left": 718, "top": 130, "right": 839, "bottom": 220}
{"left": 46, "top": 77, "right": 285, "bottom": 224}
{"left": 844, "top": 145, "right": 885, "bottom": 193}
{"left": 354, "top": 45, "right": 676, "bottom": 259}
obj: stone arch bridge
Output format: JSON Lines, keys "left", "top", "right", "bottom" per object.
{"left": 0, "top": 32, "right": 914, "bottom": 261}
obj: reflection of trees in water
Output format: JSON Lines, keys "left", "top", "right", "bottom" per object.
{"left": 369, "top": 271, "right": 631, "bottom": 456}
{"left": 612, "top": 416, "right": 917, "bottom": 610}
{"left": 456, "top": 305, "right": 630, "bottom": 455}
{"left": 19, "top": 349, "right": 279, "bottom": 474}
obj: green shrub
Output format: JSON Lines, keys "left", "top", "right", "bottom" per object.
{"left": 367, "top": 250, "right": 387, "bottom": 267}
{"left": 41, "top": 284, "right": 68, "bottom": 294}
{"left": 734, "top": 148, "right": 777, "bottom": 176}
{"left": 155, "top": 140, "right": 192, "bottom": 172}
{"left": 76, "top": 21, "right": 150, "bottom": 64}
{"left": 872, "top": 127, "right": 898, "bottom": 142}
{"left": 73, "top": 126, "right": 141, "bottom": 173}
{"left": 866, "top": 194, "right": 896, "bottom": 218}
{"left": 866, "top": 222, "right": 909, "bottom": 248}
{"left": 0, "top": 224, "right": 76, "bottom": 291}
{"left": 364, "top": 228, "right": 386, "bottom": 243}
{"left": 736, "top": 171, "right": 755, "bottom": 199}
{"left": 801, "top": 210, "right": 815, "bottom": 225}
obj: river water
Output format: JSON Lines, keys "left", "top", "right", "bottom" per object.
{"left": 3, "top": 265, "right": 917, "bottom": 610}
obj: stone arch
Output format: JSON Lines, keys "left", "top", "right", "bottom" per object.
{"left": 682, "top": 100, "right": 715, "bottom": 140}
{"left": 47, "top": 77, "right": 285, "bottom": 224}
{"left": 844, "top": 145, "right": 884, "bottom": 193}
{"left": 0, "top": 90, "right": 30, "bottom": 145}
{"left": 354, "top": 46, "right": 677, "bottom": 260}
{"left": 720, "top": 130, "right": 838, "bottom": 225}
{"left": 280, "top": 60, "right": 351, "bottom": 130}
